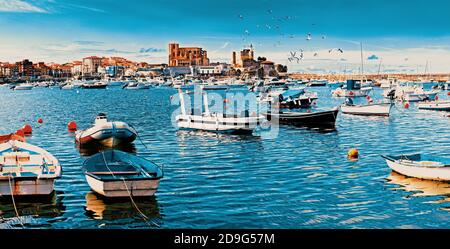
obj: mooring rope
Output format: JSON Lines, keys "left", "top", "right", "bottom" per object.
{"left": 129, "top": 124, "right": 148, "bottom": 149}
{"left": 100, "top": 151, "right": 158, "bottom": 227}
{"left": 8, "top": 175, "right": 24, "bottom": 228}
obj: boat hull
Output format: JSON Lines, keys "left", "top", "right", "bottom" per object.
{"left": 85, "top": 174, "right": 160, "bottom": 197}
{"left": 0, "top": 178, "right": 55, "bottom": 196}
{"left": 76, "top": 122, "right": 137, "bottom": 147}
{"left": 341, "top": 103, "right": 392, "bottom": 116}
{"left": 418, "top": 101, "right": 450, "bottom": 111}
{"left": 385, "top": 159, "right": 450, "bottom": 181}
{"left": 263, "top": 108, "right": 339, "bottom": 128}
{"left": 176, "top": 114, "right": 260, "bottom": 134}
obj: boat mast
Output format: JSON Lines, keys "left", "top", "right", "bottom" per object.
{"left": 360, "top": 42, "right": 364, "bottom": 82}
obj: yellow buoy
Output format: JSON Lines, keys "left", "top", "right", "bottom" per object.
{"left": 348, "top": 148, "right": 359, "bottom": 159}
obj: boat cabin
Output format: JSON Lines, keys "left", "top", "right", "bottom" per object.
{"left": 346, "top": 80, "right": 362, "bottom": 90}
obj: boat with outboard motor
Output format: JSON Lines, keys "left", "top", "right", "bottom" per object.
{"left": 0, "top": 136, "right": 61, "bottom": 196}
{"left": 83, "top": 150, "right": 163, "bottom": 197}
{"left": 75, "top": 113, "right": 138, "bottom": 147}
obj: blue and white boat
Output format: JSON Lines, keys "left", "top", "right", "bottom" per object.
{"left": 382, "top": 154, "right": 450, "bottom": 181}
{"left": 83, "top": 150, "right": 163, "bottom": 197}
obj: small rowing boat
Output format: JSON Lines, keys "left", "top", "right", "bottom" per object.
{"left": 340, "top": 98, "right": 394, "bottom": 116}
{"left": 382, "top": 154, "right": 450, "bottom": 181}
{"left": 83, "top": 150, "right": 163, "bottom": 197}
{"left": 0, "top": 139, "right": 61, "bottom": 196}
{"left": 263, "top": 108, "right": 339, "bottom": 129}
{"left": 76, "top": 113, "right": 138, "bottom": 147}
{"left": 417, "top": 100, "right": 450, "bottom": 111}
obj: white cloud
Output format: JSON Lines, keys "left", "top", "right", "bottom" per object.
{"left": 0, "top": 0, "right": 47, "bottom": 13}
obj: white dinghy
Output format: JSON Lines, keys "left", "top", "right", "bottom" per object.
{"left": 175, "top": 88, "right": 263, "bottom": 134}
{"left": 382, "top": 154, "right": 450, "bottom": 181}
{"left": 76, "top": 113, "right": 138, "bottom": 147}
{"left": 340, "top": 98, "right": 394, "bottom": 116}
{"left": 0, "top": 138, "right": 61, "bottom": 196}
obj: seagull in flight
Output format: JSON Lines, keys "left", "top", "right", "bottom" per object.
{"left": 306, "top": 33, "right": 312, "bottom": 41}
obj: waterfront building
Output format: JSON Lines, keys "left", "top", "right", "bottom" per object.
{"left": 71, "top": 61, "right": 82, "bottom": 77}
{"left": 82, "top": 56, "right": 102, "bottom": 76}
{"left": 16, "top": 59, "right": 34, "bottom": 77}
{"left": 168, "top": 43, "right": 209, "bottom": 67}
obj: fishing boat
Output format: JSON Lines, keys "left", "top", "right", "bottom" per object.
{"left": 382, "top": 154, "right": 450, "bottom": 181}
{"left": 81, "top": 81, "right": 107, "bottom": 89}
{"left": 332, "top": 80, "right": 372, "bottom": 97}
{"left": 176, "top": 88, "right": 262, "bottom": 134}
{"left": 83, "top": 150, "right": 163, "bottom": 198}
{"left": 263, "top": 108, "right": 339, "bottom": 128}
{"left": 0, "top": 138, "right": 61, "bottom": 196}
{"left": 402, "top": 89, "right": 439, "bottom": 102}
{"left": 306, "top": 79, "right": 328, "bottom": 87}
{"left": 123, "top": 82, "right": 149, "bottom": 90}
{"left": 417, "top": 100, "right": 450, "bottom": 111}
{"left": 340, "top": 98, "right": 394, "bottom": 116}
{"left": 12, "top": 83, "right": 33, "bottom": 90}
{"left": 75, "top": 113, "right": 138, "bottom": 147}
{"left": 258, "top": 89, "right": 318, "bottom": 109}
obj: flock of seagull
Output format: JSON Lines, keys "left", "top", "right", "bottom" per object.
{"left": 237, "top": 10, "right": 345, "bottom": 64}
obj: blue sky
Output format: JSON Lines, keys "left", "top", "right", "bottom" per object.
{"left": 2, "top": 0, "right": 450, "bottom": 73}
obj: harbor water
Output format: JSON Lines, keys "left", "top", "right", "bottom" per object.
{"left": 0, "top": 85, "right": 449, "bottom": 229}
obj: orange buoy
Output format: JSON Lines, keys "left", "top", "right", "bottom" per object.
{"left": 348, "top": 148, "right": 359, "bottom": 159}
{"left": 447, "top": 91, "right": 450, "bottom": 96}
{"left": 15, "top": 129, "right": 25, "bottom": 137}
{"left": 223, "top": 98, "right": 230, "bottom": 103}
{"left": 404, "top": 102, "right": 410, "bottom": 109}
{"left": 349, "top": 91, "right": 354, "bottom": 96}
{"left": 68, "top": 121, "right": 77, "bottom": 132}
{"left": 22, "top": 124, "right": 32, "bottom": 135}
{"left": 435, "top": 95, "right": 439, "bottom": 101}
{"left": 38, "top": 118, "right": 43, "bottom": 124}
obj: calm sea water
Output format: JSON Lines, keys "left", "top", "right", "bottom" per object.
{"left": 0, "top": 85, "right": 449, "bottom": 229}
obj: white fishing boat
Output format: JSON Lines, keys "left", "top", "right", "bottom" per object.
{"left": 341, "top": 102, "right": 393, "bottom": 116}
{"left": 0, "top": 137, "right": 61, "bottom": 196}
{"left": 176, "top": 88, "right": 262, "bottom": 134}
{"left": 417, "top": 100, "right": 450, "bottom": 111}
{"left": 402, "top": 89, "right": 439, "bottom": 102}
{"left": 123, "top": 82, "right": 149, "bottom": 90}
{"left": 76, "top": 113, "right": 138, "bottom": 147}
{"left": 332, "top": 80, "right": 372, "bottom": 97}
{"left": 83, "top": 150, "right": 163, "bottom": 198}
{"left": 382, "top": 154, "right": 450, "bottom": 181}
{"left": 13, "top": 83, "right": 33, "bottom": 90}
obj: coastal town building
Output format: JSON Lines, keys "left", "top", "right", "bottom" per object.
{"left": 16, "top": 59, "right": 34, "bottom": 77}
{"left": 168, "top": 43, "right": 209, "bottom": 67}
{"left": 82, "top": 56, "right": 102, "bottom": 76}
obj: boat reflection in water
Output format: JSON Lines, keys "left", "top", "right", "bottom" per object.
{"left": 84, "top": 192, "right": 161, "bottom": 225}
{"left": 0, "top": 191, "right": 65, "bottom": 228}
{"left": 387, "top": 171, "right": 450, "bottom": 204}
{"left": 76, "top": 142, "right": 137, "bottom": 157}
